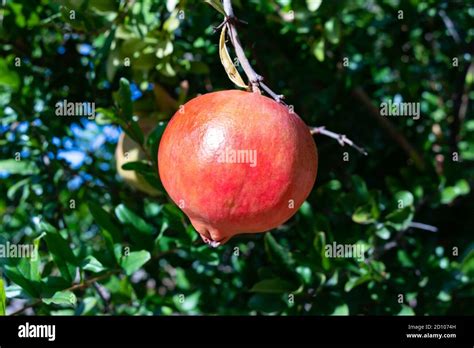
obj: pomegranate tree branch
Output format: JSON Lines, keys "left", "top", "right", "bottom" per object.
{"left": 221, "top": 0, "right": 284, "bottom": 103}
{"left": 408, "top": 221, "right": 438, "bottom": 233}
{"left": 9, "top": 269, "right": 120, "bottom": 316}
{"left": 310, "top": 126, "right": 368, "bottom": 155}
{"left": 220, "top": 1, "right": 366, "bottom": 155}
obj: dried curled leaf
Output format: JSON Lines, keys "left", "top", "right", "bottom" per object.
{"left": 219, "top": 25, "right": 247, "bottom": 88}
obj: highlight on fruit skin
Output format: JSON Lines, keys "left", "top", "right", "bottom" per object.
{"left": 115, "top": 117, "right": 161, "bottom": 197}
{"left": 158, "top": 89, "right": 318, "bottom": 246}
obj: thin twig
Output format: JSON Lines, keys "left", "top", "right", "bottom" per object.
{"left": 408, "top": 221, "right": 438, "bottom": 233}
{"left": 310, "top": 126, "right": 368, "bottom": 155}
{"left": 222, "top": 0, "right": 262, "bottom": 92}
{"left": 220, "top": 0, "right": 366, "bottom": 155}
{"left": 9, "top": 270, "right": 120, "bottom": 316}
{"left": 92, "top": 281, "right": 112, "bottom": 313}
{"left": 439, "top": 10, "right": 461, "bottom": 43}
{"left": 368, "top": 220, "right": 438, "bottom": 261}
{"left": 222, "top": 0, "right": 283, "bottom": 99}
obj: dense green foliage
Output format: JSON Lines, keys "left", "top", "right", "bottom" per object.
{"left": 0, "top": 0, "right": 473, "bottom": 316}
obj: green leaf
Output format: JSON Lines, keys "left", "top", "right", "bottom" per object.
{"left": 397, "top": 250, "right": 414, "bottom": 268}
{"left": 121, "top": 161, "right": 153, "bottom": 174}
{"left": 204, "top": 0, "right": 226, "bottom": 16}
{"left": 441, "top": 187, "right": 457, "bottom": 204}
{"left": 352, "top": 204, "right": 375, "bottom": 224}
{"left": 352, "top": 175, "right": 370, "bottom": 201}
{"left": 398, "top": 305, "right": 415, "bottom": 316}
{"left": 44, "top": 232, "right": 77, "bottom": 265}
{"left": 314, "top": 231, "right": 331, "bottom": 270}
{"left": 115, "top": 204, "right": 154, "bottom": 235}
{"left": 441, "top": 180, "right": 470, "bottom": 204}
{"left": 0, "top": 159, "right": 39, "bottom": 175}
{"left": 344, "top": 273, "right": 372, "bottom": 292}
{"left": 4, "top": 264, "right": 41, "bottom": 298}
{"left": 147, "top": 121, "right": 167, "bottom": 164}
{"left": 306, "top": 0, "right": 323, "bottom": 12}
{"left": 173, "top": 291, "right": 201, "bottom": 312}
{"left": 7, "top": 177, "right": 30, "bottom": 200}
{"left": 324, "top": 18, "right": 341, "bottom": 44}
{"left": 163, "top": 10, "right": 180, "bottom": 32}
{"left": 90, "top": 0, "right": 118, "bottom": 12}
{"left": 250, "top": 278, "right": 297, "bottom": 294}
{"left": 124, "top": 119, "right": 145, "bottom": 146}
{"left": 117, "top": 77, "right": 133, "bottom": 121}
{"left": 88, "top": 202, "right": 122, "bottom": 244}
{"left": 0, "top": 58, "right": 20, "bottom": 91}
{"left": 264, "top": 233, "right": 294, "bottom": 270}
{"left": 81, "top": 256, "right": 105, "bottom": 273}
{"left": 30, "top": 232, "right": 45, "bottom": 281}
{"left": 454, "top": 179, "right": 470, "bottom": 195}
{"left": 460, "top": 249, "right": 474, "bottom": 276}
{"left": 42, "top": 291, "right": 77, "bottom": 307}
{"left": 44, "top": 231, "right": 78, "bottom": 282}
{"left": 375, "top": 225, "right": 391, "bottom": 240}
{"left": 120, "top": 250, "right": 151, "bottom": 275}
{"left": 156, "top": 40, "right": 174, "bottom": 59}
{"left": 331, "top": 303, "right": 349, "bottom": 315}
{"left": 264, "top": 234, "right": 301, "bottom": 284}
{"left": 395, "top": 191, "right": 414, "bottom": 208}
{"left": 248, "top": 294, "right": 285, "bottom": 313}
{"left": 386, "top": 207, "right": 414, "bottom": 231}
{"left": 313, "top": 39, "right": 325, "bottom": 62}
{"left": 0, "top": 278, "right": 6, "bottom": 315}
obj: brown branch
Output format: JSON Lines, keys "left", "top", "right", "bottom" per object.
{"left": 92, "top": 282, "right": 112, "bottom": 314}
{"left": 221, "top": 0, "right": 285, "bottom": 102}
{"left": 351, "top": 87, "right": 425, "bottom": 170}
{"left": 222, "top": 0, "right": 261, "bottom": 92}
{"left": 9, "top": 269, "right": 120, "bottom": 316}
{"left": 310, "top": 126, "right": 367, "bottom": 155}
{"left": 220, "top": 0, "right": 366, "bottom": 156}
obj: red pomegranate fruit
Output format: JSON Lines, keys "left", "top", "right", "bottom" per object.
{"left": 158, "top": 90, "right": 318, "bottom": 246}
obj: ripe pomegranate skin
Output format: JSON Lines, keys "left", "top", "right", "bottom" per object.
{"left": 158, "top": 90, "right": 318, "bottom": 245}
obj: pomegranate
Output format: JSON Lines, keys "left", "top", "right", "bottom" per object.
{"left": 158, "top": 90, "right": 318, "bottom": 246}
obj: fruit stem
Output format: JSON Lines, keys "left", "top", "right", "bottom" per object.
{"left": 220, "top": 1, "right": 367, "bottom": 157}
{"left": 222, "top": 0, "right": 262, "bottom": 93}
{"left": 221, "top": 1, "right": 288, "bottom": 105}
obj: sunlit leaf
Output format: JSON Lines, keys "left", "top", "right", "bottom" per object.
{"left": 120, "top": 250, "right": 151, "bottom": 275}
{"left": 0, "top": 160, "right": 39, "bottom": 175}
{"left": 115, "top": 204, "right": 154, "bottom": 235}
{"left": 306, "top": 0, "right": 323, "bottom": 12}
{"left": 42, "top": 291, "right": 77, "bottom": 307}
{"left": 0, "top": 278, "right": 6, "bottom": 315}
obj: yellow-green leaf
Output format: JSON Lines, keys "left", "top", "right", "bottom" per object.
{"left": 219, "top": 25, "right": 247, "bottom": 88}
{"left": 313, "top": 39, "right": 325, "bottom": 62}
{"left": 0, "top": 278, "right": 6, "bottom": 315}
{"left": 307, "top": 0, "right": 323, "bottom": 12}
{"left": 205, "top": 0, "right": 226, "bottom": 16}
